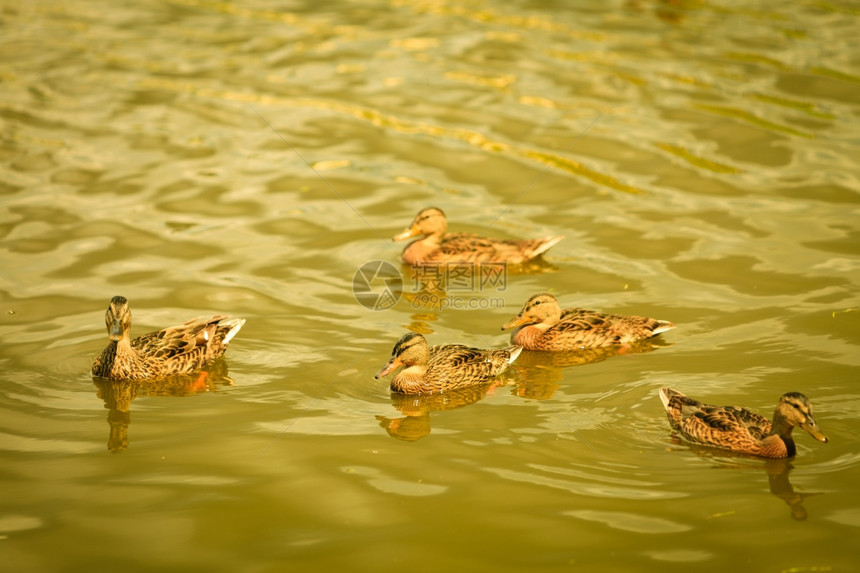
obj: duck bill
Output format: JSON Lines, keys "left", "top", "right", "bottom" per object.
{"left": 108, "top": 319, "right": 124, "bottom": 341}
{"left": 374, "top": 357, "right": 402, "bottom": 379}
{"left": 501, "top": 314, "right": 528, "bottom": 331}
{"left": 392, "top": 225, "right": 420, "bottom": 242}
{"left": 801, "top": 419, "right": 829, "bottom": 443}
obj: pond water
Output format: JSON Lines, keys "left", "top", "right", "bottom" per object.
{"left": 1, "top": 1, "right": 858, "bottom": 571}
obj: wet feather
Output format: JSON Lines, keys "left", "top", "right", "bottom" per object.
{"left": 375, "top": 332, "right": 521, "bottom": 395}
{"left": 92, "top": 296, "right": 244, "bottom": 381}
{"left": 502, "top": 293, "right": 674, "bottom": 351}
{"left": 658, "top": 387, "right": 829, "bottom": 459}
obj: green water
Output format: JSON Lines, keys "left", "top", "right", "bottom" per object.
{"left": 1, "top": 1, "right": 858, "bottom": 571}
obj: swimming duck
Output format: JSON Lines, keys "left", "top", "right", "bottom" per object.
{"left": 393, "top": 207, "right": 563, "bottom": 265}
{"left": 658, "top": 388, "right": 829, "bottom": 458}
{"left": 92, "top": 296, "right": 245, "bottom": 381}
{"left": 501, "top": 293, "right": 674, "bottom": 351}
{"left": 374, "top": 332, "right": 522, "bottom": 394}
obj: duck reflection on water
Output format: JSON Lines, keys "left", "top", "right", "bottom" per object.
{"left": 511, "top": 338, "right": 672, "bottom": 400}
{"left": 764, "top": 458, "right": 822, "bottom": 521}
{"left": 402, "top": 259, "right": 559, "bottom": 304}
{"left": 377, "top": 383, "right": 501, "bottom": 442}
{"left": 92, "top": 361, "right": 234, "bottom": 453}
{"left": 669, "top": 441, "right": 823, "bottom": 521}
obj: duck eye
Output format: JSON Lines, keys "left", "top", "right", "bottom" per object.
{"left": 534, "top": 300, "right": 541, "bottom": 306}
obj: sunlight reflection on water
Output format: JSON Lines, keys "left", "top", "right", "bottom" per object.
{"left": 0, "top": 0, "right": 858, "bottom": 571}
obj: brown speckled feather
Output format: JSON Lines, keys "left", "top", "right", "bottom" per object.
{"left": 502, "top": 293, "right": 674, "bottom": 351}
{"left": 375, "top": 332, "right": 522, "bottom": 395}
{"left": 658, "top": 388, "right": 829, "bottom": 459}
{"left": 92, "top": 296, "right": 245, "bottom": 381}
{"left": 394, "top": 207, "right": 562, "bottom": 266}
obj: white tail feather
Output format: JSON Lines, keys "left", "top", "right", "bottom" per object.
{"left": 507, "top": 345, "right": 523, "bottom": 364}
{"left": 528, "top": 235, "right": 564, "bottom": 259}
{"left": 221, "top": 318, "right": 246, "bottom": 345}
{"left": 652, "top": 321, "right": 676, "bottom": 335}
{"left": 658, "top": 387, "right": 673, "bottom": 411}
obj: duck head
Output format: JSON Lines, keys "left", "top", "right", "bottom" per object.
{"left": 393, "top": 207, "right": 448, "bottom": 241}
{"left": 501, "top": 292, "right": 563, "bottom": 331}
{"left": 375, "top": 332, "right": 430, "bottom": 378}
{"left": 105, "top": 296, "right": 132, "bottom": 342}
{"left": 775, "top": 392, "right": 829, "bottom": 443}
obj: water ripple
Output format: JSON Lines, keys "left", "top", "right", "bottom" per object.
{"left": 564, "top": 509, "right": 691, "bottom": 534}
{"left": 485, "top": 467, "right": 686, "bottom": 501}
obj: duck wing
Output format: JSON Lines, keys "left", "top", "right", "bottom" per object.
{"left": 132, "top": 315, "right": 243, "bottom": 372}
{"left": 720, "top": 405, "right": 772, "bottom": 439}
{"left": 426, "top": 344, "right": 515, "bottom": 390}
{"left": 552, "top": 308, "right": 673, "bottom": 346}
{"left": 439, "top": 233, "right": 560, "bottom": 264}
{"left": 437, "top": 233, "right": 503, "bottom": 262}
{"left": 679, "top": 404, "right": 770, "bottom": 451}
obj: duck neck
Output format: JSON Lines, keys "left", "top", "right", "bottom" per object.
{"left": 768, "top": 417, "right": 797, "bottom": 457}
{"left": 116, "top": 333, "right": 136, "bottom": 354}
{"left": 513, "top": 325, "right": 545, "bottom": 348}
{"left": 422, "top": 231, "right": 444, "bottom": 247}
{"left": 403, "top": 237, "right": 440, "bottom": 265}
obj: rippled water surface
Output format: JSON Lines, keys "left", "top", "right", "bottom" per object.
{"left": 1, "top": 1, "right": 859, "bottom": 571}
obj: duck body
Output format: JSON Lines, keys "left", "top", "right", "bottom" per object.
{"left": 502, "top": 293, "right": 674, "bottom": 351}
{"left": 394, "top": 207, "right": 563, "bottom": 266}
{"left": 375, "top": 332, "right": 522, "bottom": 395}
{"left": 92, "top": 296, "right": 245, "bottom": 381}
{"left": 658, "top": 387, "right": 829, "bottom": 459}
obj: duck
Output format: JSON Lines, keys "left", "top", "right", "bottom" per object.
{"left": 92, "top": 296, "right": 245, "bottom": 381}
{"left": 393, "top": 207, "right": 563, "bottom": 266}
{"left": 501, "top": 293, "right": 674, "bottom": 351}
{"left": 374, "top": 332, "right": 522, "bottom": 395}
{"left": 658, "top": 388, "right": 829, "bottom": 458}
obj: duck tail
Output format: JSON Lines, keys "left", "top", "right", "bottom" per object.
{"left": 525, "top": 235, "right": 564, "bottom": 259}
{"left": 652, "top": 320, "right": 676, "bottom": 335}
{"left": 505, "top": 345, "right": 523, "bottom": 365}
{"left": 488, "top": 345, "right": 522, "bottom": 375}
{"left": 658, "top": 387, "right": 679, "bottom": 411}
{"left": 219, "top": 318, "right": 246, "bottom": 345}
